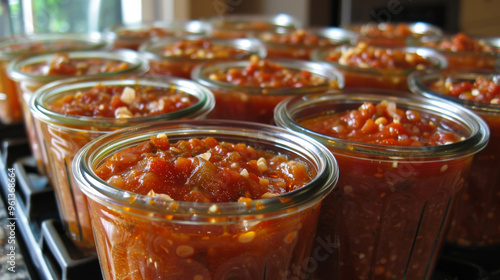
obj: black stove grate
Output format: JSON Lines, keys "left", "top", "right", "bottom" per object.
{"left": 0, "top": 124, "right": 100, "bottom": 280}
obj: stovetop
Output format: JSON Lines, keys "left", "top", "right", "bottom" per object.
{"left": 0, "top": 122, "right": 498, "bottom": 280}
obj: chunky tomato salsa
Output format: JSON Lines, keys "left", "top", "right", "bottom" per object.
{"left": 300, "top": 100, "right": 463, "bottom": 146}
{"left": 260, "top": 29, "right": 335, "bottom": 47}
{"left": 430, "top": 76, "right": 500, "bottom": 104}
{"left": 117, "top": 26, "right": 175, "bottom": 38}
{"left": 425, "top": 33, "right": 499, "bottom": 53}
{"left": 355, "top": 23, "right": 417, "bottom": 38}
{"left": 46, "top": 83, "right": 197, "bottom": 118}
{"left": 158, "top": 39, "right": 250, "bottom": 59}
{"left": 208, "top": 55, "right": 328, "bottom": 87}
{"left": 21, "top": 53, "right": 131, "bottom": 76}
{"left": 298, "top": 100, "right": 470, "bottom": 280}
{"left": 95, "top": 135, "right": 315, "bottom": 202}
{"left": 326, "top": 42, "right": 434, "bottom": 70}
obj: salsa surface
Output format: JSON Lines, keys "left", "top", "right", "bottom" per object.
{"left": 326, "top": 42, "right": 434, "bottom": 70}
{"left": 46, "top": 83, "right": 197, "bottom": 118}
{"left": 260, "top": 29, "right": 337, "bottom": 47}
{"left": 21, "top": 53, "right": 131, "bottom": 76}
{"left": 430, "top": 76, "right": 500, "bottom": 104}
{"left": 299, "top": 100, "right": 463, "bottom": 146}
{"left": 354, "top": 23, "right": 420, "bottom": 38}
{"left": 95, "top": 135, "right": 315, "bottom": 202}
{"left": 157, "top": 39, "right": 250, "bottom": 59}
{"left": 207, "top": 55, "right": 328, "bottom": 88}
{"left": 424, "top": 33, "right": 499, "bottom": 53}
{"left": 299, "top": 100, "right": 471, "bottom": 280}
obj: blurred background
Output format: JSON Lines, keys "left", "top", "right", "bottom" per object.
{"left": 1, "top": 0, "right": 499, "bottom": 38}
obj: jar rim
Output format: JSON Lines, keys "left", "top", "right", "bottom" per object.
{"left": 257, "top": 27, "right": 358, "bottom": 48}
{"left": 191, "top": 58, "right": 344, "bottom": 94}
{"left": 310, "top": 45, "right": 448, "bottom": 75}
{"left": 274, "top": 89, "right": 489, "bottom": 160}
{"left": 7, "top": 49, "right": 149, "bottom": 83}
{"left": 345, "top": 21, "right": 443, "bottom": 38}
{"left": 0, "top": 32, "right": 108, "bottom": 59}
{"left": 411, "top": 34, "right": 500, "bottom": 57}
{"left": 139, "top": 36, "right": 267, "bottom": 62}
{"left": 207, "top": 13, "right": 301, "bottom": 31}
{"left": 106, "top": 20, "right": 208, "bottom": 40}
{"left": 72, "top": 119, "right": 339, "bottom": 221}
{"left": 29, "top": 75, "right": 215, "bottom": 129}
{"left": 408, "top": 68, "right": 500, "bottom": 114}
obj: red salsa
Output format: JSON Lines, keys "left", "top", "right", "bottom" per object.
{"left": 117, "top": 26, "right": 178, "bottom": 38}
{"left": 421, "top": 73, "right": 500, "bottom": 246}
{"left": 198, "top": 55, "right": 338, "bottom": 123}
{"left": 87, "top": 133, "right": 323, "bottom": 279}
{"left": 298, "top": 100, "right": 469, "bottom": 280}
{"left": 425, "top": 33, "right": 499, "bottom": 53}
{"left": 350, "top": 23, "right": 440, "bottom": 47}
{"left": 47, "top": 83, "right": 197, "bottom": 118}
{"left": 95, "top": 135, "right": 314, "bottom": 202}
{"left": 259, "top": 29, "right": 347, "bottom": 59}
{"left": 157, "top": 39, "right": 250, "bottom": 59}
{"left": 326, "top": 42, "right": 434, "bottom": 70}
{"left": 420, "top": 33, "right": 499, "bottom": 69}
{"left": 208, "top": 55, "right": 330, "bottom": 88}
{"left": 21, "top": 53, "right": 131, "bottom": 76}
{"left": 146, "top": 39, "right": 254, "bottom": 79}
{"left": 430, "top": 76, "right": 500, "bottom": 103}
{"left": 260, "top": 29, "right": 335, "bottom": 47}
{"left": 300, "top": 101, "right": 463, "bottom": 146}
{"left": 210, "top": 19, "right": 296, "bottom": 39}
{"left": 355, "top": 23, "right": 416, "bottom": 38}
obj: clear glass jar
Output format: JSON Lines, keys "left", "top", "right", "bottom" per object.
{"left": 346, "top": 21, "right": 443, "bottom": 47}
{"left": 0, "top": 32, "right": 107, "bottom": 124}
{"left": 410, "top": 34, "right": 500, "bottom": 69}
{"left": 274, "top": 89, "right": 489, "bottom": 280}
{"left": 192, "top": 58, "right": 343, "bottom": 124}
{"left": 29, "top": 75, "right": 215, "bottom": 253}
{"left": 408, "top": 68, "right": 500, "bottom": 248}
{"left": 139, "top": 36, "right": 266, "bottom": 79}
{"left": 257, "top": 27, "right": 357, "bottom": 60}
{"left": 72, "top": 119, "right": 339, "bottom": 280}
{"left": 8, "top": 49, "right": 148, "bottom": 177}
{"left": 206, "top": 13, "right": 300, "bottom": 39}
{"left": 311, "top": 44, "right": 447, "bottom": 91}
{"left": 107, "top": 20, "right": 208, "bottom": 50}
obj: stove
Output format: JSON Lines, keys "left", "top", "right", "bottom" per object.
{"left": 0, "top": 122, "right": 499, "bottom": 280}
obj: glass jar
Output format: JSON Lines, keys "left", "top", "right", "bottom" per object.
{"left": 140, "top": 36, "right": 266, "bottom": 79}
{"left": 257, "top": 27, "right": 357, "bottom": 60}
{"left": 0, "top": 32, "right": 107, "bottom": 124}
{"left": 346, "top": 21, "right": 443, "bottom": 47}
{"left": 410, "top": 33, "right": 500, "bottom": 69}
{"left": 408, "top": 68, "right": 500, "bottom": 248}
{"left": 8, "top": 49, "right": 148, "bottom": 177}
{"left": 29, "top": 75, "right": 215, "bottom": 253}
{"left": 311, "top": 44, "right": 447, "bottom": 91}
{"left": 274, "top": 89, "right": 489, "bottom": 280}
{"left": 72, "top": 119, "right": 339, "bottom": 280}
{"left": 107, "top": 20, "right": 208, "bottom": 50}
{"left": 206, "top": 13, "right": 300, "bottom": 39}
{"left": 192, "top": 58, "right": 343, "bottom": 124}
